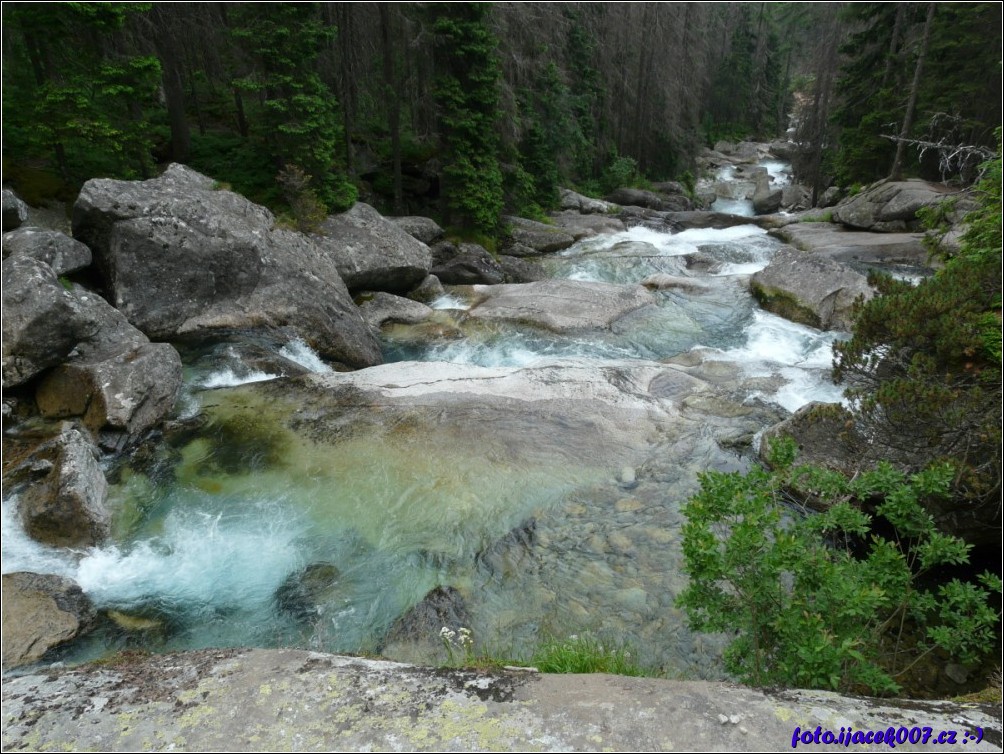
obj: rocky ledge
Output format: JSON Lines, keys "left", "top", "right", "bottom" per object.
{"left": 2, "top": 648, "right": 1000, "bottom": 752}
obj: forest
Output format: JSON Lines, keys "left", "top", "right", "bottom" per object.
{"left": 2, "top": 2, "right": 1001, "bottom": 236}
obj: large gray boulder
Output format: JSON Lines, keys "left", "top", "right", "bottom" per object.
{"left": 557, "top": 188, "right": 619, "bottom": 214}
{"left": 35, "top": 286, "right": 182, "bottom": 446}
{"left": 548, "top": 211, "right": 625, "bottom": 239}
{"left": 752, "top": 174, "right": 783, "bottom": 215}
{"left": 831, "top": 179, "right": 962, "bottom": 232}
{"left": 606, "top": 188, "right": 692, "bottom": 212}
{"left": 1, "top": 572, "right": 95, "bottom": 669}
{"left": 750, "top": 246, "right": 873, "bottom": 331}
{"left": 1, "top": 256, "right": 95, "bottom": 387}
{"left": 713, "top": 140, "right": 764, "bottom": 163}
{"left": 72, "top": 164, "right": 382, "bottom": 369}
{"left": 497, "top": 254, "right": 545, "bottom": 283}
{"left": 389, "top": 215, "right": 445, "bottom": 245}
{"left": 17, "top": 426, "right": 109, "bottom": 548}
{"left": 780, "top": 184, "right": 811, "bottom": 212}
{"left": 2, "top": 227, "right": 92, "bottom": 275}
{"left": 316, "top": 203, "right": 433, "bottom": 293}
{"left": 771, "top": 223, "right": 928, "bottom": 265}
{"left": 357, "top": 292, "right": 434, "bottom": 331}
{"left": 503, "top": 216, "right": 576, "bottom": 254}
{"left": 2, "top": 188, "right": 29, "bottom": 231}
{"left": 430, "top": 241, "right": 504, "bottom": 285}
{"left": 467, "top": 279, "right": 656, "bottom": 333}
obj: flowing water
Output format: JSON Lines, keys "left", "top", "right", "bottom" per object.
{"left": 3, "top": 169, "right": 849, "bottom": 676}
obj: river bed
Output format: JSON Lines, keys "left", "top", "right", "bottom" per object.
{"left": 2, "top": 168, "right": 849, "bottom": 677}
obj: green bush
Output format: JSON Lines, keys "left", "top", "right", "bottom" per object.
{"left": 677, "top": 438, "right": 1001, "bottom": 696}
{"left": 833, "top": 144, "right": 1002, "bottom": 502}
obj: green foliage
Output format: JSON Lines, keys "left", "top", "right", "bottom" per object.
{"left": 833, "top": 145, "right": 1002, "bottom": 501}
{"left": 600, "top": 154, "right": 641, "bottom": 194}
{"left": 705, "top": 4, "right": 786, "bottom": 141}
{"left": 276, "top": 164, "right": 327, "bottom": 233}
{"left": 2, "top": 3, "right": 160, "bottom": 184}
{"left": 429, "top": 3, "right": 504, "bottom": 238}
{"left": 528, "top": 634, "right": 648, "bottom": 676}
{"left": 832, "top": 3, "right": 1001, "bottom": 185}
{"left": 231, "top": 3, "right": 355, "bottom": 212}
{"left": 187, "top": 132, "right": 279, "bottom": 207}
{"left": 678, "top": 438, "right": 1001, "bottom": 695}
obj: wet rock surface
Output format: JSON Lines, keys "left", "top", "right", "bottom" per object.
{"left": 1, "top": 572, "right": 95, "bottom": 669}
{"left": 466, "top": 279, "right": 656, "bottom": 333}
{"left": 15, "top": 425, "right": 109, "bottom": 547}
{"left": 357, "top": 292, "right": 434, "bottom": 331}
{"left": 751, "top": 246, "right": 873, "bottom": 331}
{"left": 3, "top": 648, "right": 998, "bottom": 752}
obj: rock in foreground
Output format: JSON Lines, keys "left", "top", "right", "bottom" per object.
{"left": 1, "top": 572, "right": 95, "bottom": 669}
{"left": 3, "top": 648, "right": 998, "bottom": 751}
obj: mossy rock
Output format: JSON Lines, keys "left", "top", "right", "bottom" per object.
{"left": 749, "top": 281, "right": 822, "bottom": 329}
{"left": 204, "top": 409, "right": 292, "bottom": 474}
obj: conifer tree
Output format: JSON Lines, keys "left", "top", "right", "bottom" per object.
{"left": 231, "top": 3, "right": 355, "bottom": 211}
{"left": 428, "top": 2, "right": 504, "bottom": 239}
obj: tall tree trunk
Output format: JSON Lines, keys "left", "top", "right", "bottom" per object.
{"left": 151, "top": 6, "right": 191, "bottom": 162}
{"left": 889, "top": 3, "right": 936, "bottom": 182}
{"left": 380, "top": 3, "right": 403, "bottom": 213}
{"left": 880, "top": 4, "right": 906, "bottom": 90}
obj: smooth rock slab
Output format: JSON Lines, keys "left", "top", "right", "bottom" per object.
{"left": 467, "top": 279, "right": 656, "bottom": 333}
{"left": 771, "top": 223, "right": 929, "bottom": 265}
{"left": 3, "top": 648, "right": 999, "bottom": 752}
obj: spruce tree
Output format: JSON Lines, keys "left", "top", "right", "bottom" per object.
{"left": 232, "top": 3, "right": 355, "bottom": 211}
{"left": 428, "top": 2, "right": 504, "bottom": 240}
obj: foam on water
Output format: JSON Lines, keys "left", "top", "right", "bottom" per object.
{"left": 701, "top": 309, "right": 847, "bottom": 412}
{"left": 1, "top": 497, "right": 80, "bottom": 579}
{"left": 574, "top": 224, "right": 767, "bottom": 259}
{"left": 76, "top": 495, "right": 309, "bottom": 614}
{"left": 279, "top": 338, "right": 332, "bottom": 374}
{"left": 198, "top": 367, "right": 279, "bottom": 389}
{"left": 430, "top": 294, "right": 472, "bottom": 311}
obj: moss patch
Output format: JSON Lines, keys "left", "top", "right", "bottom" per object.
{"left": 750, "top": 282, "right": 821, "bottom": 329}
